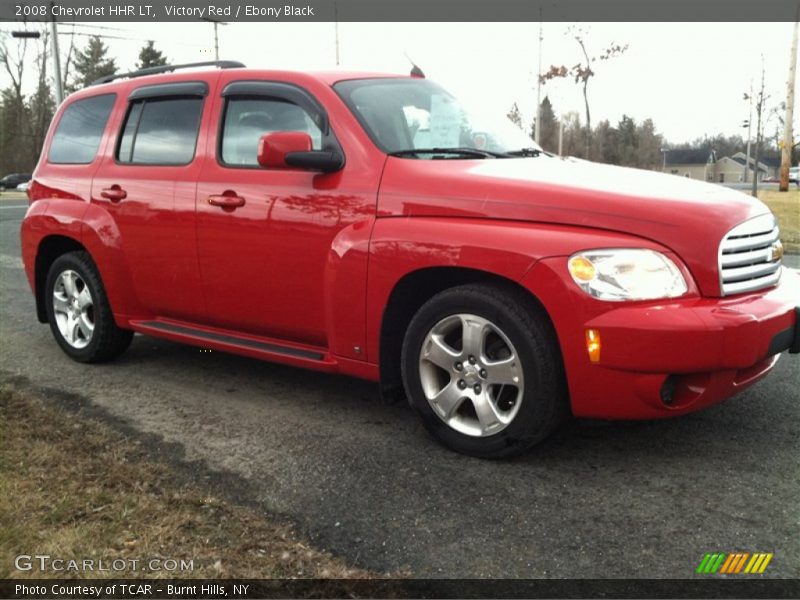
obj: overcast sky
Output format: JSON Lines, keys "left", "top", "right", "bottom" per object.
{"left": 1, "top": 21, "right": 796, "bottom": 144}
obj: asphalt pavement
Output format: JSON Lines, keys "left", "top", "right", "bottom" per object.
{"left": 1, "top": 195, "right": 798, "bottom": 578}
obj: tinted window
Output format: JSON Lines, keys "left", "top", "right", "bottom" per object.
{"left": 49, "top": 94, "right": 115, "bottom": 164}
{"left": 116, "top": 102, "right": 142, "bottom": 163}
{"left": 220, "top": 97, "right": 322, "bottom": 166}
{"left": 117, "top": 97, "right": 203, "bottom": 165}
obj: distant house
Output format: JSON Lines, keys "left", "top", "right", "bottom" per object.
{"left": 663, "top": 149, "right": 717, "bottom": 180}
{"left": 729, "top": 152, "right": 779, "bottom": 181}
{"left": 663, "top": 149, "right": 779, "bottom": 183}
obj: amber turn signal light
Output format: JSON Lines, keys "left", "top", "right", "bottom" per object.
{"left": 568, "top": 255, "right": 596, "bottom": 282}
{"left": 585, "top": 329, "right": 601, "bottom": 362}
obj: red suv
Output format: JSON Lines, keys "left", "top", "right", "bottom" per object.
{"left": 21, "top": 62, "right": 800, "bottom": 457}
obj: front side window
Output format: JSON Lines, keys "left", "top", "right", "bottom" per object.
{"left": 334, "top": 78, "right": 541, "bottom": 158}
{"left": 220, "top": 97, "right": 322, "bottom": 166}
{"left": 49, "top": 94, "right": 116, "bottom": 164}
{"left": 117, "top": 97, "right": 203, "bottom": 165}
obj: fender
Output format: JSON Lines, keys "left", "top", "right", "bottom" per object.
{"left": 21, "top": 199, "right": 85, "bottom": 305}
{"left": 323, "top": 218, "right": 374, "bottom": 361}
{"left": 365, "top": 217, "right": 685, "bottom": 365}
{"left": 20, "top": 200, "right": 54, "bottom": 296}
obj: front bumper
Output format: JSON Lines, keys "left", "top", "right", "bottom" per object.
{"left": 524, "top": 262, "right": 800, "bottom": 419}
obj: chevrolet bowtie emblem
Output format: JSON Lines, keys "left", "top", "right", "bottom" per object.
{"left": 771, "top": 241, "right": 784, "bottom": 262}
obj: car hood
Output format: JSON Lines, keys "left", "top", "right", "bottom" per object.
{"left": 377, "top": 155, "right": 771, "bottom": 297}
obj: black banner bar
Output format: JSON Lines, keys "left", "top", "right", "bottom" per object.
{"left": 3, "top": 578, "right": 800, "bottom": 599}
{"left": 2, "top": 0, "right": 799, "bottom": 23}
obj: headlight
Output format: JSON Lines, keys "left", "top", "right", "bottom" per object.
{"left": 567, "top": 249, "right": 688, "bottom": 301}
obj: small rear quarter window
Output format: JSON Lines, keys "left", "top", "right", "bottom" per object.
{"left": 49, "top": 94, "right": 116, "bottom": 164}
{"left": 116, "top": 97, "right": 203, "bottom": 165}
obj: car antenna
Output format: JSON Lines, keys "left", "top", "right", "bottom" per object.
{"left": 404, "top": 53, "right": 425, "bottom": 78}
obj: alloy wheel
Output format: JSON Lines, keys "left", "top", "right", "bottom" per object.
{"left": 418, "top": 313, "right": 524, "bottom": 437}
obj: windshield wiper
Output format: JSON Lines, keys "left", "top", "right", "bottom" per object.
{"left": 505, "top": 148, "right": 542, "bottom": 157}
{"left": 388, "top": 147, "right": 501, "bottom": 159}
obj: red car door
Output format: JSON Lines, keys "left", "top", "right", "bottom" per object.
{"left": 195, "top": 77, "right": 378, "bottom": 351}
{"left": 91, "top": 78, "right": 215, "bottom": 322}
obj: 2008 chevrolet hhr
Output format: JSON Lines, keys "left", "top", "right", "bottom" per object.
{"left": 21, "top": 61, "right": 800, "bottom": 457}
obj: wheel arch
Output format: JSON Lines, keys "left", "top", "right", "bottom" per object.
{"left": 34, "top": 234, "right": 87, "bottom": 323}
{"left": 378, "top": 266, "right": 561, "bottom": 401}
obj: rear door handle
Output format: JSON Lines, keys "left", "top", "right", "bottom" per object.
{"left": 100, "top": 185, "right": 127, "bottom": 202}
{"left": 207, "top": 191, "right": 246, "bottom": 209}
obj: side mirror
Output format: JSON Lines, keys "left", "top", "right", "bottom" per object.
{"left": 257, "top": 132, "right": 344, "bottom": 173}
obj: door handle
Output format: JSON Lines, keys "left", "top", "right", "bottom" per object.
{"left": 100, "top": 185, "right": 127, "bottom": 202}
{"left": 208, "top": 191, "right": 246, "bottom": 209}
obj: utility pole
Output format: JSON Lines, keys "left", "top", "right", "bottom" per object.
{"left": 213, "top": 21, "right": 219, "bottom": 60}
{"left": 334, "top": 0, "right": 340, "bottom": 66}
{"left": 779, "top": 16, "right": 798, "bottom": 192}
{"left": 202, "top": 18, "right": 227, "bottom": 61}
{"left": 534, "top": 16, "right": 543, "bottom": 145}
{"left": 50, "top": 3, "right": 63, "bottom": 105}
{"left": 751, "top": 65, "right": 766, "bottom": 198}
{"left": 744, "top": 82, "right": 753, "bottom": 183}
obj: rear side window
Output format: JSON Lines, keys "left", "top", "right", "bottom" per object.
{"left": 49, "top": 94, "right": 116, "bottom": 164}
{"left": 117, "top": 97, "right": 203, "bottom": 165}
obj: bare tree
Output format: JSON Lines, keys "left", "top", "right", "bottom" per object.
{"left": 745, "top": 60, "right": 770, "bottom": 197}
{"left": 0, "top": 31, "right": 31, "bottom": 173}
{"left": 540, "top": 27, "right": 627, "bottom": 159}
{"left": 0, "top": 30, "right": 29, "bottom": 101}
{"left": 507, "top": 102, "right": 523, "bottom": 130}
{"left": 0, "top": 27, "right": 57, "bottom": 173}
{"left": 60, "top": 28, "right": 77, "bottom": 95}
{"left": 29, "top": 25, "right": 56, "bottom": 165}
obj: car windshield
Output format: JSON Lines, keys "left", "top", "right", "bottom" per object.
{"left": 334, "top": 78, "right": 541, "bottom": 158}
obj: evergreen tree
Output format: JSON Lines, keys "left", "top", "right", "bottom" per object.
{"left": 593, "top": 119, "right": 619, "bottom": 164}
{"left": 635, "top": 118, "right": 664, "bottom": 170}
{"left": 559, "top": 112, "right": 586, "bottom": 159}
{"left": 27, "top": 80, "right": 56, "bottom": 167}
{"left": 71, "top": 36, "right": 116, "bottom": 90}
{"left": 137, "top": 40, "right": 168, "bottom": 70}
{"left": 537, "top": 96, "right": 558, "bottom": 152}
{"left": 0, "top": 89, "right": 28, "bottom": 174}
{"left": 617, "top": 115, "right": 638, "bottom": 166}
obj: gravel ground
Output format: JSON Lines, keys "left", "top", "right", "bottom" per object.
{"left": 1, "top": 199, "right": 798, "bottom": 579}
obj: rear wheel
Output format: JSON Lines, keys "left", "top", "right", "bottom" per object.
{"left": 401, "top": 284, "right": 566, "bottom": 458}
{"left": 45, "top": 251, "right": 133, "bottom": 363}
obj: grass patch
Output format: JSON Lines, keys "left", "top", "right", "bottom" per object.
{"left": 0, "top": 191, "right": 27, "bottom": 201}
{"left": 758, "top": 189, "right": 800, "bottom": 253}
{"left": 0, "top": 383, "right": 381, "bottom": 581}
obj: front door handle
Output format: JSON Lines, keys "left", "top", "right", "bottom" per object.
{"left": 208, "top": 191, "right": 246, "bottom": 209}
{"left": 100, "top": 185, "right": 127, "bottom": 202}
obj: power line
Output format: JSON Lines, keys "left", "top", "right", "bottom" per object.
{"left": 58, "top": 23, "right": 128, "bottom": 32}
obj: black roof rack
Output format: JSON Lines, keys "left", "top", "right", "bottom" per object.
{"left": 91, "top": 60, "right": 246, "bottom": 86}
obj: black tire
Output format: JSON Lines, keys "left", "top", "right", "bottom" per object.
{"left": 44, "top": 251, "right": 133, "bottom": 363}
{"left": 401, "top": 284, "right": 567, "bottom": 458}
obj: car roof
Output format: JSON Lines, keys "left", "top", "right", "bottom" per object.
{"left": 69, "top": 68, "right": 413, "bottom": 101}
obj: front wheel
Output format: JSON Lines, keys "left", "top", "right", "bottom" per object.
{"left": 401, "top": 284, "right": 567, "bottom": 458}
{"left": 45, "top": 251, "right": 133, "bottom": 363}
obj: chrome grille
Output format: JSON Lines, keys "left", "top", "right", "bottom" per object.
{"left": 718, "top": 213, "right": 782, "bottom": 295}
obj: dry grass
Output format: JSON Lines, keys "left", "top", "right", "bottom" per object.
{"left": 0, "top": 191, "right": 27, "bottom": 201}
{"left": 758, "top": 189, "right": 800, "bottom": 253}
{"left": 0, "top": 384, "right": 381, "bottom": 581}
